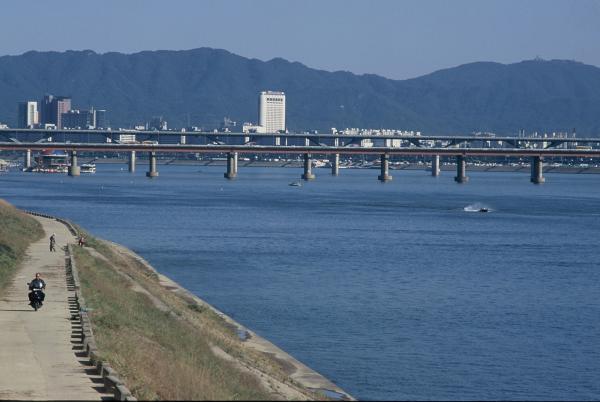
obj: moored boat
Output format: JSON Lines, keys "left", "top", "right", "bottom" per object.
{"left": 28, "top": 151, "right": 69, "bottom": 173}
{"left": 81, "top": 163, "right": 97, "bottom": 174}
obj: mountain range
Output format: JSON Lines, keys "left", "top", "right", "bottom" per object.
{"left": 0, "top": 48, "right": 599, "bottom": 135}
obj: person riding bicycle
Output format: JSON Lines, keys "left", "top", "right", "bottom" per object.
{"left": 28, "top": 272, "right": 46, "bottom": 306}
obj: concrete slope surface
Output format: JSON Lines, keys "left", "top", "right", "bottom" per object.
{"left": 0, "top": 216, "right": 107, "bottom": 401}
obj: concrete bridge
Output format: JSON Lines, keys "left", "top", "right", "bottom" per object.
{"left": 3, "top": 140, "right": 600, "bottom": 184}
{"left": 1, "top": 128, "right": 599, "bottom": 148}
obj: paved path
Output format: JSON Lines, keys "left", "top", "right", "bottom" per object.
{"left": 0, "top": 216, "right": 107, "bottom": 400}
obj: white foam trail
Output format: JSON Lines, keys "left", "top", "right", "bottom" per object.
{"left": 463, "top": 203, "right": 492, "bottom": 212}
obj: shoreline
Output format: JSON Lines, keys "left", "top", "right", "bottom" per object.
{"left": 103, "top": 240, "right": 353, "bottom": 400}
{"left": 86, "top": 236, "right": 354, "bottom": 400}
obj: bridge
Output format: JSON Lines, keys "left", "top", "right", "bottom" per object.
{"left": 1, "top": 127, "right": 599, "bottom": 149}
{"left": 1, "top": 128, "right": 600, "bottom": 184}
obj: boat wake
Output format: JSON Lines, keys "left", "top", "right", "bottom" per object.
{"left": 463, "top": 203, "right": 493, "bottom": 213}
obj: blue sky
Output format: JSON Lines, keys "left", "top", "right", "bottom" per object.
{"left": 1, "top": 0, "right": 599, "bottom": 79}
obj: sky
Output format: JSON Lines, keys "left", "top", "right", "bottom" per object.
{"left": 1, "top": 0, "right": 599, "bottom": 80}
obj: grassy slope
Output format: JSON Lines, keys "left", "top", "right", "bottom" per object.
{"left": 73, "top": 236, "right": 323, "bottom": 401}
{"left": 0, "top": 200, "right": 44, "bottom": 291}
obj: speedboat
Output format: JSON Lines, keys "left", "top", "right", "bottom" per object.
{"left": 289, "top": 181, "right": 302, "bottom": 187}
{"left": 478, "top": 208, "right": 489, "bottom": 213}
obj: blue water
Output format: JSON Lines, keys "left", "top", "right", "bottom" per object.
{"left": 1, "top": 165, "right": 599, "bottom": 400}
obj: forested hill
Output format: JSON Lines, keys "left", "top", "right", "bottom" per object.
{"left": 0, "top": 48, "right": 599, "bottom": 135}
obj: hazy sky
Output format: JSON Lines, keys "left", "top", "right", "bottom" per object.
{"left": 1, "top": 0, "right": 599, "bottom": 80}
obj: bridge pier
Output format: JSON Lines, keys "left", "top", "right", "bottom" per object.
{"left": 301, "top": 153, "right": 315, "bottom": 180}
{"left": 224, "top": 152, "right": 238, "bottom": 179}
{"left": 431, "top": 154, "right": 440, "bottom": 176}
{"left": 454, "top": 155, "right": 468, "bottom": 183}
{"left": 531, "top": 156, "right": 545, "bottom": 184}
{"left": 146, "top": 152, "right": 159, "bottom": 178}
{"left": 128, "top": 151, "right": 136, "bottom": 173}
{"left": 24, "top": 149, "right": 31, "bottom": 170}
{"left": 68, "top": 150, "right": 80, "bottom": 176}
{"left": 378, "top": 154, "right": 392, "bottom": 182}
{"left": 331, "top": 153, "right": 340, "bottom": 176}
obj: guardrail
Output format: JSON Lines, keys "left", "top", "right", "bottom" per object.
{"left": 26, "top": 211, "right": 78, "bottom": 236}
{"left": 26, "top": 210, "right": 136, "bottom": 401}
{"left": 5, "top": 142, "right": 600, "bottom": 159}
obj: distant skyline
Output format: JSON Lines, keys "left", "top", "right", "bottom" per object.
{"left": 1, "top": 0, "right": 599, "bottom": 80}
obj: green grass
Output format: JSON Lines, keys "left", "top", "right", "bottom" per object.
{"left": 73, "top": 245, "right": 277, "bottom": 401}
{"left": 0, "top": 200, "right": 44, "bottom": 291}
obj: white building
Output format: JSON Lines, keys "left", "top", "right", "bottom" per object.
{"left": 242, "top": 122, "right": 266, "bottom": 134}
{"left": 259, "top": 91, "right": 286, "bottom": 133}
{"left": 17, "top": 101, "right": 39, "bottom": 128}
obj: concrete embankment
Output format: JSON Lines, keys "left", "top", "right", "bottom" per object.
{"left": 103, "top": 240, "right": 354, "bottom": 400}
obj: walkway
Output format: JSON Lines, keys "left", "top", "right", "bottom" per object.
{"left": 0, "top": 216, "right": 107, "bottom": 400}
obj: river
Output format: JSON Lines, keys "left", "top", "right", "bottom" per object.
{"left": 1, "top": 164, "right": 599, "bottom": 400}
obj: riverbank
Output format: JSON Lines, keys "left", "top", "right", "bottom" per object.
{"left": 0, "top": 200, "right": 43, "bottom": 290}
{"left": 0, "top": 199, "right": 352, "bottom": 400}
{"left": 70, "top": 224, "right": 353, "bottom": 400}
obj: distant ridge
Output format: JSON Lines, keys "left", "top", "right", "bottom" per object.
{"left": 1, "top": 48, "right": 599, "bottom": 135}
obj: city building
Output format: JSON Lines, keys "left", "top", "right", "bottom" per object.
{"left": 40, "top": 95, "right": 55, "bottom": 126}
{"left": 259, "top": 91, "right": 286, "bottom": 133}
{"left": 242, "top": 122, "right": 266, "bottom": 134}
{"left": 17, "top": 101, "right": 39, "bottom": 128}
{"left": 95, "top": 109, "right": 107, "bottom": 129}
{"left": 55, "top": 97, "right": 71, "bottom": 129}
{"left": 40, "top": 94, "right": 71, "bottom": 128}
{"left": 148, "top": 116, "right": 167, "bottom": 130}
{"left": 61, "top": 107, "right": 108, "bottom": 129}
{"left": 61, "top": 110, "right": 94, "bottom": 129}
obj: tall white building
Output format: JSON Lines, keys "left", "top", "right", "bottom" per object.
{"left": 259, "top": 91, "right": 286, "bottom": 133}
{"left": 17, "top": 101, "right": 39, "bottom": 128}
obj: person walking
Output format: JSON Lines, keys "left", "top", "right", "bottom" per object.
{"left": 49, "top": 233, "right": 56, "bottom": 252}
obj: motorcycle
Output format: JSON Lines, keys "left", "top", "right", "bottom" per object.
{"left": 27, "top": 283, "right": 45, "bottom": 311}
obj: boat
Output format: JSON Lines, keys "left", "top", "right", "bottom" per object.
{"left": 81, "top": 163, "right": 97, "bottom": 174}
{"left": 478, "top": 208, "right": 489, "bottom": 213}
{"left": 289, "top": 181, "right": 302, "bottom": 187}
{"left": 29, "top": 151, "right": 69, "bottom": 173}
